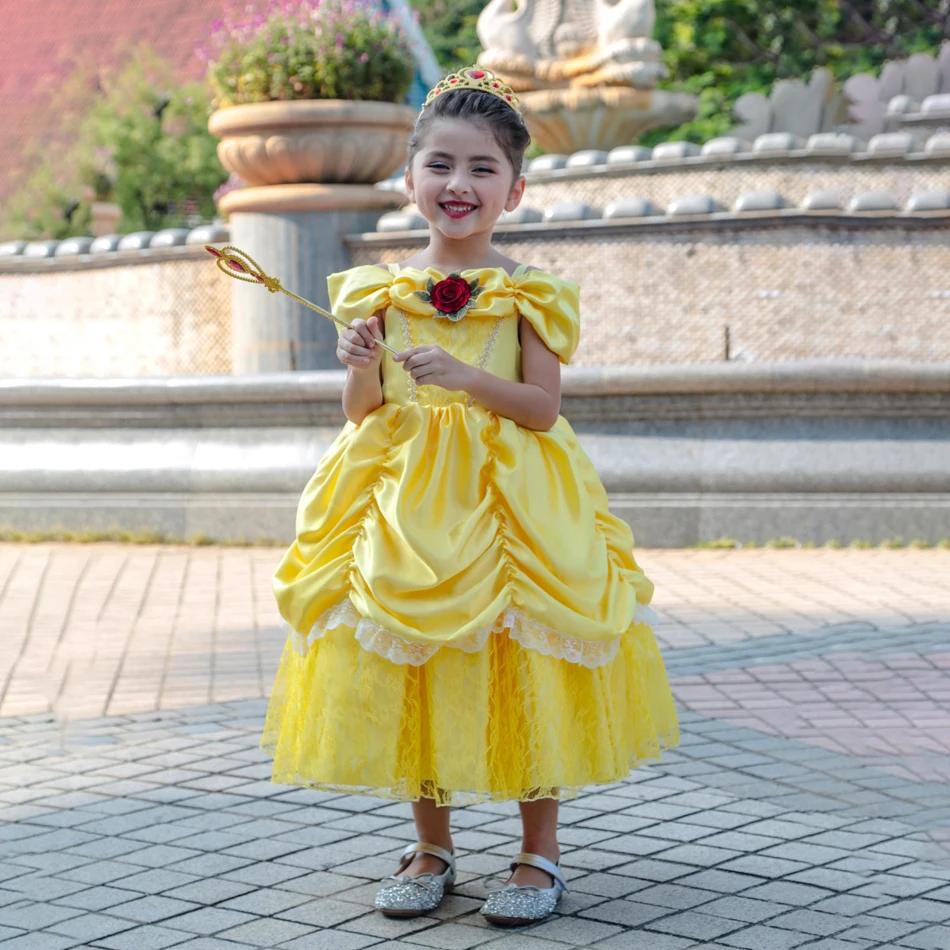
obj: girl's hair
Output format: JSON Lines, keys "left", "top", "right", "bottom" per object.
{"left": 407, "top": 88, "right": 531, "bottom": 179}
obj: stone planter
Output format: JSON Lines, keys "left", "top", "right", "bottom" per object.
{"left": 208, "top": 99, "right": 417, "bottom": 187}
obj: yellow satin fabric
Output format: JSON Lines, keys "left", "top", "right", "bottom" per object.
{"left": 265, "top": 264, "right": 679, "bottom": 800}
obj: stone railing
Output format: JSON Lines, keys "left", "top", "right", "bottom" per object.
{"left": 2, "top": 361, "right": 947, "bottom": 547}
{"left": 0, "top": 224, "right": 233, "bottom": 377}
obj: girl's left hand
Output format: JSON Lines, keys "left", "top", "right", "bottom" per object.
{"left": 394, "top": 345, "right": 473, "bottom": 392}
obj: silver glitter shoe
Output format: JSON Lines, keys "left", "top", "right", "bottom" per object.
{"left": 375, "top": 841, "right": 456, "bottom": 918}
{"left": 480, "top": 852, "right": 568, "bottom": 926}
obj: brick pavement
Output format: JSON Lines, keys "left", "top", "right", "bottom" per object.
{"left": 1, "top": 546, "right": 949, "bottom": 949}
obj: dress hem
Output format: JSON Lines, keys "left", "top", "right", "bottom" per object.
{"left": 286, "top": 595, "right": 661, "bottom": 669}
{"left": 259, "top": 728, "right": 681, "bottom": 806}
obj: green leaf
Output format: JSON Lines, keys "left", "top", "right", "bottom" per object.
{"left": 414, "top": 290, "right": 431, "bottom": 303}
{"left": 426, "top": 277, "right": 436, "bottom": 293}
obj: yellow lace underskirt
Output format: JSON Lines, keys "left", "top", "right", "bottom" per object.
{"left": 261, "top": 603, "right": 680, "bottom": 806}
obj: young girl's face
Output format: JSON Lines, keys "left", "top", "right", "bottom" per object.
{"left": 406, "top": 118, "right": 525, "bottom": 240}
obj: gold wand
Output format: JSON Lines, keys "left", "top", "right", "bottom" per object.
{"left": 206, "top": 245, "right": 399, "bottom": 356}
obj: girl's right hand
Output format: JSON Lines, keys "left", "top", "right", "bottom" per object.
{"left": 337, "top": 314, "right": 384, "bottom": 370}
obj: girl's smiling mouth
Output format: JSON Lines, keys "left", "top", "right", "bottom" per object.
{"left": 440, "top": 202, "right": 478, "bottom": 219}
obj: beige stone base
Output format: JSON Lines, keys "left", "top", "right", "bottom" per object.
{"left": 219, "top": 183, "right": 407, "bottom": 215}
{"left": 522, "top": 86, "right": 697, "bottom": 153}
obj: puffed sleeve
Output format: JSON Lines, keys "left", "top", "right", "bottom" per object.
{"left": 326, "top": 265, "right": 394, "bottom": 337}
{"left": 511, "top": 270, "right": 581, "bottom": 364}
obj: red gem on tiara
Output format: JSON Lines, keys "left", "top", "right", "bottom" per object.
{"left": 505, "top": 95, "right": 512, "bottom": 100}
{"left": 492, "top": 82, "right": 499, "bottom": 87}
{"left": 449, "top": 78, "right": 457, "bottom": 83}
{"left": 470, "top": 70, "right": 485, "bottom": 79}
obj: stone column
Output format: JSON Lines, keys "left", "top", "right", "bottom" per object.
{"left": 220, "top": 184, "right": 405, "bottom": 373}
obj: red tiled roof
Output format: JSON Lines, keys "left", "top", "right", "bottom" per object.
{"left": 0, "top": 0, "right": 217, "bottom": 210}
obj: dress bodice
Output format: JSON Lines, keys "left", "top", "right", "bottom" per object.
{"left": 327, "top": 263, "right": 581, "bottom": 409}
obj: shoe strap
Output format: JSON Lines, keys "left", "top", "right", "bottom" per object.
{"left": 402, "top": 841, "right": 456, "bottom": 874}
{"left": 510, "top": 852, "right": 568, "bottom": 892}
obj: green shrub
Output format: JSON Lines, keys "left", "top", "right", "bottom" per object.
{"left": 203, "top": 1, "right": 414, "bottom": 108}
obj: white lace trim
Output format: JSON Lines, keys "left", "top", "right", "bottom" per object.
{"left": 287, "top": 597, "right": 659, "bottom": 669}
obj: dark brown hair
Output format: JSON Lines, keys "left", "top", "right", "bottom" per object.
{"left": 407, "top": 88, "right": 531, "bottom": 179}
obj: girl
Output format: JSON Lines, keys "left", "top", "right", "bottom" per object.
{"left": 263, "top": 67, "right": 679, "bottom": 927}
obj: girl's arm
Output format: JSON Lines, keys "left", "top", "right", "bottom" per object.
{"left": 459, "top": 317, "right": 561, "bottom": 431}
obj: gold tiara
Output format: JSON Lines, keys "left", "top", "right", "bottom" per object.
{"left": 422, "top": 66, "right": 522, "bottom": 114}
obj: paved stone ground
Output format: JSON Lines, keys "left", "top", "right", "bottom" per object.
{"left": 1, "top": 546, "right": 949, "bottom": 950}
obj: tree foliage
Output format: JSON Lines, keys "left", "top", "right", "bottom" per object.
{"left": 4, "top": 47, "right": 227, "bottom": 240}
{"left": 408, "top": 0, "right": 950, "bottom": 147}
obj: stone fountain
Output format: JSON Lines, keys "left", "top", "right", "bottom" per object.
{"left": 476, "top": 0, "right": 698, "bottom": 153}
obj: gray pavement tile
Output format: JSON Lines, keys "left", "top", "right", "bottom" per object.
{"left": 5, "top": 853, "right": 91, "bottom": 876}
{"left": 590, "top": 835, "right": 673, "bottom": 857}
{"left": 637, "top": 822, "right": 717, "bottom": 843}
{"left": 895, "top": 925, "right": 950, "bottom": 949}
{"left": 116, "top": 845, "right": 204, "bottom": 869}
{"left": 62, "top": 836, "right": 145, "bottom": 860}
{"left": 629, "top": 883, "right": 720, "bottom": 910}
{"left": 853, "top": 877, "right": 949, "bottom": 899}
{"left": 828, "top": 854, "right": 913, "bottom": 875}
{"left": 342, "top": 910, "right": 439, "bottom": 938}
{"left": 278, "top": 931, "right": 382, "bottom": 950}
{"left": 700, "top": 895, "right": 790, "bottom": 923}
{"left": 871, "top": 898, "right": 950, "bottom": 922}
{"left": 836, "top": 918, "right": 926, "bottom": 942}
{"left": 216, "top": 887, "right": 311, "bottom": 916}
{"left": 568, "top": 873, "right": 653, "bottom": 900}
{"left": 656, "top": 845, "right": 744, "bottom": 868}
{"left": 0, "top": 932, "right": 81, "bottom": 950}
{"left": 167, "top": 855, "right": 256, "bottom": 878}
{"left": 398, "top": 921, "right": 495, "bottom": 948}
{"left": 611, "top": 860, "right": 698, "bottom": 882}
{"left": 769, "top": 908, "right": 853, "bottom": 935}
{"left": 105, "top": 869, "right": 201, "bottom": 894}
{"left": 718, "top": 924, "right": 814, "bottom": 949}
{"left": 1, "top": 876, "right": 89, "bottom": 902}
{"left": 645, "top": 908, "right": 745, "bottom": 940}
{"left": 277, "top": 897, "right": 369, "bottom": 927}
{"left": 162, "top": 880, "right": 258, "bottom": 906}
{"left": 743, "top": 882, "right": 833, "bottom": 906}
{"left": 52, "top": 886, "right": 142, "bottom": 912}
{"left": 737, "top": 820, "right": 818, "bottom": 841}
{"left": 578, "top": 898, "right": 670, "bottom": 927}
{"left": 592, "top": 932, "right": 695, "bottom": 950}
{"left": 107, "top": 895, "right": 202, "bottom": 924}
{"left": 674, "top": 870, "right": 764, "bottom": 894}
{"left": 759, "top": 843, "right": 855, "bottom": 865}
{"left": 2, "top": 902, "right": 83, "bottom": 933}
{"left": 274, "top": 871, "right": 367, "bottom": 898}
{"left": 812, "top": 894, "right": 896, "bottom": 916}
{"left": 92, "top": 923, "right": 194, "bottom": 950}
{"left": 160, "top": 907, "right": 259, "bottom": 935}
{"left": 721, "top": 857, "right": 810, "bottom": 879}
{"left": 527, "top": 916, "right": 622, "bottom": 944}
{"left": 215, "top": 917, "right": 318, "bottom": 947}
{"left": 791, "top": 941, "right": 874, "bottom": 950}
{"left": 45, "top": 911, "right": 137, "bottom": 941}
{"left": 786, "top": 869, "right": 874, "bottom": 892}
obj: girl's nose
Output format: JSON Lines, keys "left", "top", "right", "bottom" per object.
{"left": 446, "top": 173, "right": 472, "bottom": 195}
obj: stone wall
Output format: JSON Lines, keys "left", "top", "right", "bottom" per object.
{"left": 2, "top": 363, "right": 948, "bottom": 546}
{"left": 352, "top": 217, "right": 950, "bottom": 366}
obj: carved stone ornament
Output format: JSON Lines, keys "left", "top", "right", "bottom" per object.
{"left": 475, "top": 0, "right": 697, "bottom": 153}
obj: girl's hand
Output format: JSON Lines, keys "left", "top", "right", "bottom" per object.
{"left": 337, "top": 314, "right": 384, "bottom": 370}
{"left": 394, "top": 345, "right": 473, "bottom": 392}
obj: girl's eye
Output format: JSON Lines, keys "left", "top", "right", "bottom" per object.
{"left": 474, "top": 167, "right": 494, "bottom": 174}
{"left": 427, "top": 162, "right": 449, "bottom": 170}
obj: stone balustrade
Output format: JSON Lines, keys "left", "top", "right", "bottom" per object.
{"left": 2, "top": 361, "right": 947, "bottom": 547}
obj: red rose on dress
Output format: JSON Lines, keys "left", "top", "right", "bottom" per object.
{"left": 431, "top": 275, "right": 471, "bottom": 313}
{"left": 414, "top": 272, "right": 483, "bottom": 321}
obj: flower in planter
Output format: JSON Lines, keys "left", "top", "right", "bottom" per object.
{"left": 201, "top": 0, "right": 414, "bottom": 108}
{"left": 415, "top": 274, "right": 483, "bottom": 322}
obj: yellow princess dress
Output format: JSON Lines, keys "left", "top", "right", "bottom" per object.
{"left": 262, "top": 263, "right": 679, "bottom": 805}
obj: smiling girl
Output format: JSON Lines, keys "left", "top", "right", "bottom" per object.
{"left": 263, "top": 67, "right": 679, "bottom": 927}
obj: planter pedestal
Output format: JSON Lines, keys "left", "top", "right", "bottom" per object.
{"left": 219, "top": 184, "right": 406, "bottom": 373}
